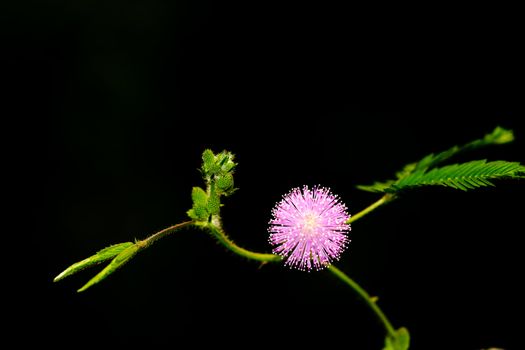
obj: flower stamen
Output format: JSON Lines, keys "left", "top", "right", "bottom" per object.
{"left": 268, "top": 185, "right": 351, "bottom": 271}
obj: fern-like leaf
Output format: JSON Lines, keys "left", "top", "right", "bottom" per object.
{"left": 389, "top": 160, "right": 523, "bottom": 192}
{"left": 356, "top": 180, "right": 395, "bottom": 193}
{"left": 358, "top": 126, "right": 515, "bottom": 193}
{"left": 413, "top": 126, "right": 514, "bottom": 171}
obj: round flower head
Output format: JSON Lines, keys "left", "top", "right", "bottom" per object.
{"left": 268, "top": 185, "right": 351, "bottom": 271}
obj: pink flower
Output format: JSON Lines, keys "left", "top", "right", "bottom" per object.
{"left": 268, "top": 186, "right": 351, "bottom": 271}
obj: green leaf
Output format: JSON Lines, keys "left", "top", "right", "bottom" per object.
{"left": 476, "top": 125, "right": 514, "bottom": 145}
{"left": 413, "top": 126, "right": 514, "bottom": 172}
{"left": 204, "top": 150, "right": 236, "bottom": 175}
{"left": 391, "top": 160, "right": 523, "bottom": 192}
{"left": 358, "top": 127, "right": 516, "bottom": 192}
{"left": 356, "top": 180, "right": 395, "bottom": 193}
{"left": 207, "top": 191, "right": 221, "bottom": 215}
{"left": 413, "top": 145, "right": 460, "bottom": 172}
{"left": 191, "top": 149, "right": 237, "bottom": 219}
{"left": 189, "top": 187, "right": 212, "bottom": 221}
{"left": 202, "top": 149, "right": 216, "bottom": 173}
{"left": 395, "top": 163, "right": 417, "bottom": 179}
{"left": 186, "top": 208, "right": 199, "bottom": 220}
{"left": 191, "top": 187, "right": 208, "bottom": 207}
{"left": 218, "top": 152, "right": 236, "bottom": 172}
{"left": 216, "top": 173, "right": 234, "bottom": 192}
{"left": 193, "top": 205, "right": 209, "bottom": 221}
{"left": 53, "top": 242, "right": 135, "bottom": 282}
{"left": 77, "top": 244, "right": 140, "bottom": 292}
{"left": 384, "top": 327, "right": 410, "bottom": 350}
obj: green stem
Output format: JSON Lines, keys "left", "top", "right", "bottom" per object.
{"left": 328, "top": 265, "right": 396, "bottom": 337}
{"left": 192, "top": 195, "right": 397, "bottom": 337}
{"left": 206, "top": 222, "right": 281, "bottom": 263}
{"left": 347, "top": 194, "right": 394, "bottom": 224}
{"left": 139, "top": 221, "right": 194, "bottom": 249}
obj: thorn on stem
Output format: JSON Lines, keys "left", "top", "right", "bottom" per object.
{"left": 258, "top": 261, "right": 269, "bottom": 269}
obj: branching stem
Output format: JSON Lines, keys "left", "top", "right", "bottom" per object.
{"left": 177, "top": 194, "right": 397, "bottom": 337}
{"left": 206, "top": 223, "right": 281, "bottom": 262}
{"left": 138, "top": 221, "right": 195, "bottom": 249}
{"left": 347, "top": 194, "right": 394, "bottom": 224}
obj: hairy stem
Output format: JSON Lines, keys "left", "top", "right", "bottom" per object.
{"left": 347, "top": 194, "right": 394, "bottom": 224}
{"left": 138, "top": 221, "right": 194, "bottom": 249}
{"left": 206, "top": 222, "right": 281, "bottom": 262}
{"left": 199, "top": 195, "right": 398, "bottom": 337}
{"left": 328, "top": 265, "right": 396, "bottom": 337}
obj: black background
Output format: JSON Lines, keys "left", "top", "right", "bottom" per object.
{"left": 4, "top": 2, "right": 524, "bottom": 349}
